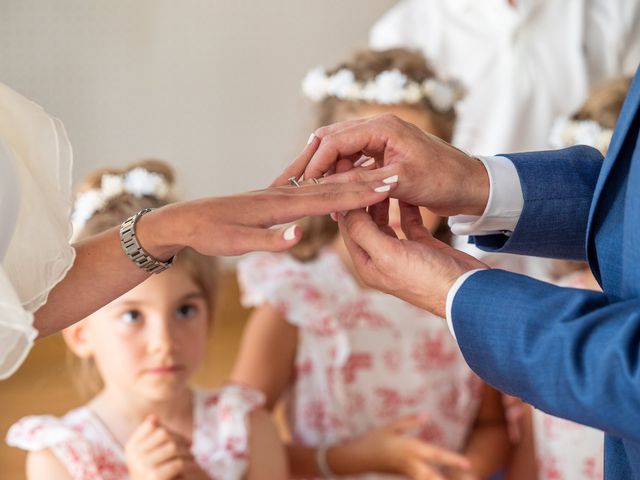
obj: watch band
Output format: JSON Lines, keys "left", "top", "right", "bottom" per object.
{"left": 120, "top": 208, "right": 173, "bottom": 274}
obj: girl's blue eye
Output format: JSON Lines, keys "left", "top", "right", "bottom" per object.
{"left": 176, "top": 304, "right": 197, "bottom": 320}
{"left": 121, "top": 310, "right": 141, "bottom": 324}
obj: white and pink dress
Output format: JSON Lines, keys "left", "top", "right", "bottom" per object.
{"left": 238, "top": 248, "right": 484, "bottom": 479}
{"left": 7, "top": 385, "right": 263, "bottom": 480}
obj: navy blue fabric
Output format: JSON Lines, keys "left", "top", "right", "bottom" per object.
{"left": 453, "top": 66, "right": 640, "bottom": 479}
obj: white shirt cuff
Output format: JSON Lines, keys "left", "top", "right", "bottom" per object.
{"left": 445, "top": 269, "right": 486, "bottom": 340}
{"left": 449, "top": 155, "right": 524, "bottom": 236}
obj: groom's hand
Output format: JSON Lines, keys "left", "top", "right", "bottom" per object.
{"left": 338, "top": 201, "right": 487, "bottom": 318}
{"left": 274, "top": 114, "right": 490, "bottom": 218}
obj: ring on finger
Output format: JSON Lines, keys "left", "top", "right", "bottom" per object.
{"left": 311, "top": 177, "right": 321, "bottom": 185}
{"left": 288, "top": 176, "right": 301, "bottom": 188}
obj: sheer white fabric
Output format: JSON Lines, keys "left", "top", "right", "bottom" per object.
{"left": 370, "top": 0, "right": 640, "bottom": 155}
{"left": 0, "top": 83, "right": 75, "bottom": 379}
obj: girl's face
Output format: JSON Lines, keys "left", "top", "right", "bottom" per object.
{"left": 68, "top": 265, "right": 210, "bottom": 402}
{"left": 333, "top": 102, "right": 444, "bottom": 237}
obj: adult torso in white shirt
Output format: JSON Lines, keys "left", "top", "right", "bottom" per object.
{"left": 370, "top": 0, "right": 640, "bottom": 154}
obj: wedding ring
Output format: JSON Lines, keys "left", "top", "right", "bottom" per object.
{"left": 288, "top": 176, "right": 301, "bottom": 188}
{"left": 312, "top": 178, "right": 321, "bottom": 185}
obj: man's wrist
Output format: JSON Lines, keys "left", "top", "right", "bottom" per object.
{"left": 466, "top": 157, "right": 490, "bottom": 216}
{"left": 446, "top": 269, "right": 486, "bottom": 340}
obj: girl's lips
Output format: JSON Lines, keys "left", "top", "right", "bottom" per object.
{"left": 145, "top": 365, "right": 185, "bottom": 374}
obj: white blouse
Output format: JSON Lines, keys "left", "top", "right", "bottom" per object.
{"left": 370, "top": 0, "right": 640, "bottom": 155}
{"left": 0, "top": 83, "right": 75, "bottom": 379}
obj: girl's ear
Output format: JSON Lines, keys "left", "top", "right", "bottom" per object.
{"left": 62, "top": 320, "right": 93, "bottom": 359}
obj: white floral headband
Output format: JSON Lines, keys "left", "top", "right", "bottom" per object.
{"left": 549, "top": 117, "right": 613, "bottom": 154}
{"left": 302, "top": 66, "right": 465, "bottom": 112}
{"left": 71, "top": 168, "right": 171, "bottom": 235}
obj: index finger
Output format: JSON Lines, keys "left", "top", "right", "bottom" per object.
{"left": 414, "top": 442, "right": 471, "bottom": 471}
{"left": 271, "top": 133, "right": 320, "bottom": 187}
{"left": 272, "top": 118, "right": 368, "bottom": 186}
{"left": 304, "top": 118, "right": 393, "bottom": 181}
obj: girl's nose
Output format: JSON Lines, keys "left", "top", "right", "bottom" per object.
{"left": 147, "top": 316, "right": 177, "bottom": 355}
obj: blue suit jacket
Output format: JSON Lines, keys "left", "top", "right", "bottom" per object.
{"left": 452, "top": 67, "right": 640, "bottom": 479}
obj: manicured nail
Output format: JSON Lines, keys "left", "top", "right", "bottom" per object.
{"left": 354, "top": 156, "right": 370, "bottom": 167}
{"left": 360, "top": 158, "right": 375, "bottom": 168}
{"left": 374, "top": 185, "right": 391, "bottom": 193}
{"left": 283, "top": 224, "right": 298, "bottom": 241}
{"left": 307, "top": 133, "right": 316, "bottom": 145}
{"left": 383, "top": 175, "right": 398, "bottom": 184}
{"left": 330, "top": 212, "right": 338, "bottom": 222}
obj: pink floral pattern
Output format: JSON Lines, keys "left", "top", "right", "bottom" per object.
{"left": 533, "top": 270, "right": 604, "bottom": 480}
{"left": 7, "top": 385, "right": 264, "bottom": 480}
{"left": 238, "top": 248, "right": 484, "bottom": 477}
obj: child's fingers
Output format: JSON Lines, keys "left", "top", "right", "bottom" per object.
{"left": 127, "top": 415, "right": 158, "bottom": 446}
{"left": 137, "top": 426, "right": 176, "bottom": 454}
{"left": 146, "top": 439, "right": 192, "bottom": 468}
{"left": 412, "top": 441, "right": 471, "bottom": 471}
{"left": 154, "top": 457, "right": 190, "bottom": 480}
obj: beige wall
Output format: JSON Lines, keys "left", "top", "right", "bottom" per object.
{"left": 0, "top": 0, "right": 397, "bottom": 199}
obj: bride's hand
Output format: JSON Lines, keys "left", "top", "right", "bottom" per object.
{"left": 139, "top": 180, "right": 394, "bottom": 259}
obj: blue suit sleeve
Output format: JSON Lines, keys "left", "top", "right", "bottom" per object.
{"left": 452, "top": 269, "right": 640, "bottom": 442}
{"left": 471, "top": 146, "right": 604, "bottom": 260}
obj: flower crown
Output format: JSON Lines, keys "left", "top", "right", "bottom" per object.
{"left": 302, "top": 66, "right": 465, "bottom": 112}
{"left": 549, "top": 117, "right": 613, "bottom": 154}
{"left": 71, "top": 168, "right": 171, "bottom": 234}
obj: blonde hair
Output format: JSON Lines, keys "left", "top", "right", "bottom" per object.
{"left": 550, "top": 76, "right": 631, "bottom": 281}
{"left": 291, "top": 48, "right": 454, "bottom": 262}
{"left": 68, "top": 159, "right": 218, "bottom": 399}
{"left": 574, "top": 76, "right": 632, "bottom": 129}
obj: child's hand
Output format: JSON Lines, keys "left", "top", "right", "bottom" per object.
{"left": 342, "top": 414, "right": 471, "bottom": 480}
{"left": 125, "top": 415, "right": 199, "bottom": 480}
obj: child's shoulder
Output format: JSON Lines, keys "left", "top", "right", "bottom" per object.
{"left": 6, "top": 405, "right": 127, "bottom": 478}
{"left": 6, "top": 405, "right": 94, "bottom": 451}
{"left": 195, "top": 384, "right": 265, "bottom": 418}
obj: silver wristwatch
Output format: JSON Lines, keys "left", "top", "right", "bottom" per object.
{"left": 120, "top": 208, "right": 173, "bottom": 274}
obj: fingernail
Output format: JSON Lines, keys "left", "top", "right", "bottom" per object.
{"left": 330, "top": 212, "right": 337, "bottom": 222}
{"left": 383, "top": 175, "right": 398, "bottom": 184}
{"left": 374, "top": 185, "right": 391, "bottom": 193}
{"left": 360, "top": 158, "right": 375, "bottom": 168}
{"left": 307, "top": 133, "right": 316, "bottom": 145}
{"left": 283, "top": 224, "right": 298, "bottom": 241}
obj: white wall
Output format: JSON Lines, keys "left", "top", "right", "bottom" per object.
{"left": 0, "top": 0, "right": 397, "bottom": 199}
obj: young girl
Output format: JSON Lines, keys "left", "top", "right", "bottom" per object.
{"left": 6, "top": 160, "right": 287, "bottom": 480}
{"left": 506, "top": 76, "right": 632, "bottom": 480}
{"left": 231, "top": 49, "right": 510, "bottom": 479}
